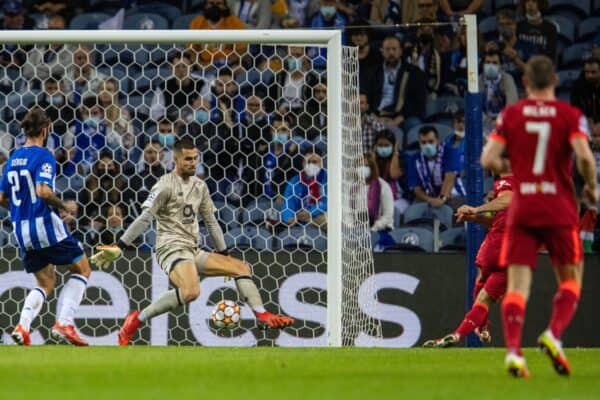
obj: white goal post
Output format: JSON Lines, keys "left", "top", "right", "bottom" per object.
{"left": 0, "top": 28, "right": 380, "bottom": 347}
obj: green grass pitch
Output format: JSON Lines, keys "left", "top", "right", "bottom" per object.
{"left": 1, "top": 347, "right": 599, "bottom": 399}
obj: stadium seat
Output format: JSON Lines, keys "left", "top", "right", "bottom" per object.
{"left": 557, "top": 69, "right": 582, "bottom": 90}
{"left": 439, "top": 227, "right": 466, "bottom": 251}
{"left": 69, "top": 12, "right": 111, "bottom": 29}
{"left": 478, "top": 16, "right": 497, "bottom": 37}
{"left": 424, "top": 96, "right": 463, "bottom": 123}
{"left": 277, "top": 225, "right": 326, "bottom": 251}
{"left": 389, "top": 227, "right": 434, "bottom": 252}
{"left": 549, "top": 16, "right": 575, "bottom": 46}
{"left": 124, "top": 13, "right": 169, "bottom": 30}
{"left": 128, "top": 3, "right": 183, "bottom": 23}
{"left": 561, "top": 43, "right": 593, "bottom": 69}
{"left": 213, "top": 200, "right": 240, "bottom": 231}
{"left": 406, "top": 123, "right": 454, "bottom": 149}
{"left": 548, "top": 0, "right": 589, "bottom": 24}
{"left": 242, "top": 197, "right": 279, "bottom": 225}
{"left": 252, "top": 228, "right": 274, "bottom": 250}
{"left": 224, "top": 227, "right": 253, "bottom": 248}
{"left": 403, "top": 203, "right": 453, "bottom": 230}
{"left": 577, "top": 17, "right": 600, "bottom": 42}
{"left": 172, "top": 13, "right": 197, "bottom": 29}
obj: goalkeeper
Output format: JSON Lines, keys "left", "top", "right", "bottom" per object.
{"left": 92, "top": 138, "right": 294, "bottom": 345}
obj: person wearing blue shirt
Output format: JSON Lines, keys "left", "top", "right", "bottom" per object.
{"left": 281, "top": 147, "right": 327, "bottom": 231}
{"left": 0, "top": 108, "right": 91, "bottom": 347}
{"left": 407, "top": 125, "right": 460, "bottom": 208}
{"left": 443, "top": 110, "right": 467, "bottom": 198}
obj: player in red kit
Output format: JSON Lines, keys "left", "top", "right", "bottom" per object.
{"left": 481, "top": 56, "right": 599, "bottom": 378}
{"left": 423, "top": 172, "right": 514, "bottom": 348}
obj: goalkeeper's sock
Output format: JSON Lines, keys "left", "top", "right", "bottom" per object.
{"left": 235, "top": 276, "right": 266, "bottom": 314}
{"left": 19, "top": 287, "right": 46, "bottom": 331}
{"left": 455, "top": 302, "right": 489, "bottom": 338}
{"left": 58, "top": 274, "right": 88, "bottom": 326}
{"left": 139, "top": 289, "right": 182, "bottom": 322}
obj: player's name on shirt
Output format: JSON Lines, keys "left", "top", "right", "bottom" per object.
{"left": 10, "top": 158, "right": 28, "bottom": 167}
{"left": 522, "top": 105, "right": 556, "bottom": 117}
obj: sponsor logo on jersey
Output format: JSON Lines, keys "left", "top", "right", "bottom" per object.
{"left": 520, "top": 181, "right": 557, "bottom": 195}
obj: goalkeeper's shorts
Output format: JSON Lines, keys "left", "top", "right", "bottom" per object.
{"left": 156, "top": 246, "right": 209, "bottom": 276}
{"left": 23, "top": 236, "right": 84, "bottom": 273}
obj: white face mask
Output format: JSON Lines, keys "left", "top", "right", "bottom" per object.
{"left": 304, "top": 163, "right": 321, "bottom": 178}
{"left": 359, "top": 165, "right": 371, "bottom": 180}
{"left": 526, "top": 11, "right": 541, "bottom": 21}
{"left": 455, "top": 130, "right": 465, "bottom": 138}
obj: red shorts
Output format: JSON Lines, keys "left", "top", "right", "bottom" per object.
{"left": 477, "top": 264, "right": 507, "bottom": 301}
{"left": 499, "top": 224, "right": 582, "bottom": 269}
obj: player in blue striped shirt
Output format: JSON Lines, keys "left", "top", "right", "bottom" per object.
{"left": 0, "top": 108, "right": 91, "bottom": 346}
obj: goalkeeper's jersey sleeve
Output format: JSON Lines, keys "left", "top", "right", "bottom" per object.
{"left": 143, "top": 172, "right": 214, "bottom": 251}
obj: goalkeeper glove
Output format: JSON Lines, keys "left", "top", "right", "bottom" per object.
{"left": 90, "top": 241, "right": 125, "bottom": 269}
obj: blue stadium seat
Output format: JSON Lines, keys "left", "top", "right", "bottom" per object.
{"left": 213, "top": 200, "right": 240, "bottom": 231}
{"left": 242, "top": 197, "right": 279, "bottom": 225}
{"left": 561, "top": 43, "right": 593, "bottom": 69}
{"left": 424, "top": 96, "right": 463, "bottom": 123}
{"left": 478, "top": 16, "right": 497, "bottom": 37}
{"left": 277, "top": 226, "right": 326, "bottom": 251}
{"left": 389, "top": 227, "right": 434, "bottom": 252}
{"left": 124, "top": 13, "right": 169, "bottom": 30}
{"left": 224, "top": 227, "right": 253, "bottom": 248}
{"left": 577, "top": 17, "right": 600, "bottom": 41}
{"left": 548, "top": 0, "right": 590, "bottom": 24}
{"left": 549, "top": 16, "right": 575, "bottom": 46}
{"left": 172, "top": 13, "right": 197, "bottom": 29}
{"left": 69, "top": 12, "right": 112, "bottom": 29}
{"left": 439, "top": 227, "right": 466, "bottom": 251}
{"left": 129, "top": 3, "right": 183, "bottom": 23}
{"left": 557, "top": 69, "right": 582, "bottom": 90}
{"left": 406, "top": 123, "right": 454, "bottom": 149}
{"left": 403, "top": 202, "right": 453, "bottom": 230}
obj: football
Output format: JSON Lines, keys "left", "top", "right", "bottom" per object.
{"left": 211, "top": 300, "right": 241, "bottom": 330}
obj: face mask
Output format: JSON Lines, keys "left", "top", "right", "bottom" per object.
{"left": 484, "top": 63, "right": 500, "bottom": 80}
{"left": 47, "top": 94, "right": 64, "bottom": 106}
{"left": 204, "top": 5, "right": 223, "bottom": 22}
{"left": 421, "top": 143, "right": 438, "bottom": 158}
{"left": 376, "top": 145, "right": 393, "bottom": 158}
{"left": 108, "top": 225, "right": 122, "bottom": 233}
{"left": 320, "top": 5, "right": 336, "bottom": 20}
{"left": 526, "top": 11, "right": 541, "bottom": 21}
{"left": 274, "top": 133, "right": 289, "bottom": 144}
{"left": 455, "top": 130, "right": 465, "bottom": 138}
{"left": 359, "top": 166, "right": 371, "bottom": 180}
{"left": 159, "top": 133, "right": 175, "bottom": 147}
{"left": 84, "top": 117, "right": 100, "bottom": 129}
{"left": 304, "top": 163, "right": 321, "bottom": 178}
{"left": 287, "top": 57, "right": 302, "bottom": 71}
{"left": 194, "top": 110, "right": 209, "bottom": 123}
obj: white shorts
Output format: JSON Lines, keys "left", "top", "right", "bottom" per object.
{"left": 156, "top": 246, "right": 210, "bottom": 275}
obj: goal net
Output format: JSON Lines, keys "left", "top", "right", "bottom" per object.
{"left": 0, "top": 30, "right": 380, "bottom": 346}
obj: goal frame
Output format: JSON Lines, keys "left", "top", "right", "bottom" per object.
{"left": 0, "top": 29, "right": 345, "bottom": 347}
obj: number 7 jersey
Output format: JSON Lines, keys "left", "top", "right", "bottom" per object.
{"left": 490, "top": 99, "right": 590, "bottom": 227}
{"left": 0, "top": 145, "right": 70, "bottom": 251}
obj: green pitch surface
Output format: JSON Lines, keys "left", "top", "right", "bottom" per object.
{"left": 1, "top": 347, "right": 599, "bottom": 400}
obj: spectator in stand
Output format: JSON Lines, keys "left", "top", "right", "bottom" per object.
{"left": 281, "top": 147, "right": 327, "bottom": 231}
{"left": 98, "top": 78, "right": 130, "bottom": 128}
{"left": 189, "top": 0, "right": 246, "bottom": 67}
{"left": 273, "top": 46, "right": 319, "bottom": 115}
{"left": 480, "top": 49, "right": 518, "bottom": 135}
{"left": 372, "top": 130, "right": 408, "bottom": 214}
{"left": 407, "top": 125, "right": 462, "bottom": 208}
{"left": 0, "top": 1, "right": 34, "bottom": 68}
{"left": 370, "top": 0, "right": 419, "bottom": 25}
{"left": 411, "top": 0, "right": 453, "bottom": 53}
{"left": 111, "top": 119, "right": 140, "bottom": 171}
{"left": 310, "top": 0, "right": 347, "bottom": 30}
{"left": 61, "top": 198, "right": 85, "bottom": 244}
{"left": 571, "top": 58, "right": 600, "bottom": 121}
{"left": 492, "top": 8, "right": 532, "bottom": 85}
{"left": 364, "top": 36, "right": 427, "bottom": 132}
{"left": 348, "top": 20, "right": 382, "bottom": 87}
{"left": 32, "top": 0, "right": 77, "bottom": 22}
{"left": 209, "top": 67, "right": 245, "bottom": 127}
{"left": 446, "top": 24, "right": 468, "bottom": 96}
{"left": 298, "top": 82, "right": 328, "bottom": 143}
{"left": 85, "top": 205, "right": 127, "bottom": 248}
{"left": 134, "top": 141, "right": 166, "bottom": 191}
{"left": 23, "top": 14, "right": 72, "bottom": 86}
{"left": 361, "top": 153, "right": 394, "bottom": 232}
{"left": 37, "top": 76, "right": 74, "bottom": 135}
{"left": 360, "top": 93, "right": 386, "bottom": 153}
{"left": 264, "top": 119, "right": 302, "bottom": 205}
{"left": 516, "top": 0, "right": 557, "bottom": 62}
{"left": 64, "top": 46, "right": 107, "bottom": 106}
{"left": 226, "top": 0, "right": 273, "bottom": 29}
{"left": 407, "top": 20, "right": 442, "bottom": 98}
{"left": 443, "top": 110, "right": 466, "bottom": 178}
{"left": 151, "top": 51, "right": 205, "bottom": 122}
{"left": 591, "top": 119, "right": 600, "bottom": 190}
{"left": 439, "top": 0, "right": 482, "bottom": 18}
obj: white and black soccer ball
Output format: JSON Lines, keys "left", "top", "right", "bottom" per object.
{"left": 211, "top": 300, "right": 241, "bottom": 330}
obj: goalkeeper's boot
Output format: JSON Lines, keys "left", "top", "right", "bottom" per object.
{"left": 505, "top": 352, "right": 530, "bottom": 379}
{"left": 51, "top": 323, "right": 88, "bottom": 346}
{"left": 255, "top": 311, "right": 295, "bottom": 329}
{"left": 119, "top": 310, "right": 141, "bottom": 346}
{"left": 475, "top": 324, "right": 492, "bottom": 344}
{"left": 11, "top": 324, "right": 31, "bottom": 346}
{"left": 538, "top": 329, "right": 571, "bottom": 376}
{"left": 422, "top": 333, "right": 459, "bottom": 348}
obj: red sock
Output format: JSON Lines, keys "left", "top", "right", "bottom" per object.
{"left": 455, "top": 303, "right": 489, "bottom": 338}
{"left": 502, "top": 291, "right": 526, "bottom": 355}
{"left": 549, "top": 280, "right": 580, "bottom": 339}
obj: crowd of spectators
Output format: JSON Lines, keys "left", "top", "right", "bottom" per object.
{"left": 0, "top": 0, "right": 598, "bottom": 252}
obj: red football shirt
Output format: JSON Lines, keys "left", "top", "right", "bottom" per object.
{"left": 476, "top": 175, "right": 514, "bottom": 268}
{"left": 490, "top": 99, "right": 589, "bottom": 227}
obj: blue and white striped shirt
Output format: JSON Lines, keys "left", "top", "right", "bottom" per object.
{"left": 0, "top": 145, "right": 70, "bottom": 252}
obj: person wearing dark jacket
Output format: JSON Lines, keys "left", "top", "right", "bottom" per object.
{"left": 571, "top": 58, "right": 600, "bottom": 121}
